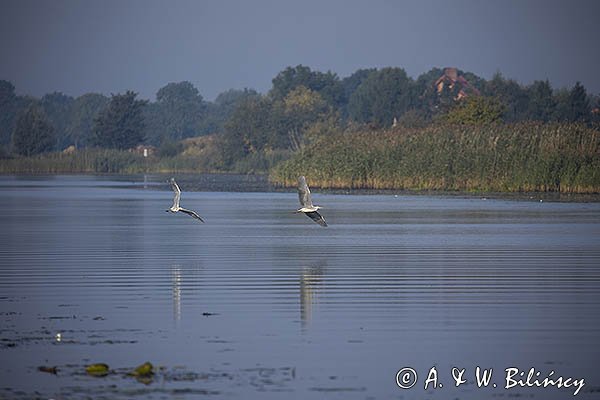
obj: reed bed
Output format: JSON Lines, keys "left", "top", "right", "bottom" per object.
{"left": 0, "top": 148, "right": 215, "bottom": 174}
{"left": 270, "top": 122, "right": 600, "bottom": 194}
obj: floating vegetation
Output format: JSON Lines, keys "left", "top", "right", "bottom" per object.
{"left": 131, "top": 362, "right": 154, "bottom": 378}
{"left": 22, "top": 362, "right": 297, "bottom": 398}
{"left": 129, "top": 363, "right": 154, "bottom": 384}
{"left": 85, "top": 363, "right": 110, "bottom": 377}
{"left": 37, "top": 366, "right": 58, "bottom": 374}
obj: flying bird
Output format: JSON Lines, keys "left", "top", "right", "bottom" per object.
{"left": 296, "top": 176, "right": 327, "bottom": 227}
{"left": 166, "top": 178, "right": 204, "bottom": 222}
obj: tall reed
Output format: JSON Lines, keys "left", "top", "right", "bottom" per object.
{"left": 270, "top": 122, "right": 600, "bottom": 193}
{"left": 0, "top": 148, "right": 215, "bottom": 174}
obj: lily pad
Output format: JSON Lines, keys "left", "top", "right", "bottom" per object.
{"left": 132, "top": 361, "right": 154, "bottom": 377}
{"left": 85, "top": 363, "right": 110, "bottom": 377}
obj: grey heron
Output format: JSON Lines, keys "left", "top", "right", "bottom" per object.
{"left": 166, "top": 178, "right": 204, "bottom": 222}
{"left": 296, "top": 176, "right": 327, "bottom": 227}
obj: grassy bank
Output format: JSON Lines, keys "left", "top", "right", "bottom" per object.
{"left": 0, "top": 148, "right": 219, "bottom": 174}
{"left": 3, "top": 122, "right": 599, "bottom": 194}
{"left": 0, "top": 134, "right": 289, "bottom": 175}
{"left": 270, "top": 122, "right": 600, "bottom": 193}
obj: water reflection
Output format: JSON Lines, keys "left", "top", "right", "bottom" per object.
{"left": 300, "top": 264, "right": 324, "bottom": 328}
{"left": 1, "top": 176, "right": 599, "bottom": 400}
{"left": 172, "top": 265, "right": 182, "bottom": 322}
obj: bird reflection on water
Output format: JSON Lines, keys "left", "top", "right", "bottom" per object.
{"left": 300, "top": 264, "right": 325, "bottom": 329}
{"left": 172, "top": 265, "right": 182, "bottom": 323}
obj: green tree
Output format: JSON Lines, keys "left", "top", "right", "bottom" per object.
{"left": 271, "top": 65, "right": 344, "bottom": 108}
{"left": 483, "top": 72, "right": 529, "bottom": 122}
{"left": 0, "top": 80, "right": 20, "bottom": 146}
{"left": 276, "top": 86, "right": 335, "bottom": 150}
{"left": 444, "top": 96, "right": 505, "bottom": 125}
{"left": 199, "top": 88, "right": 259, "bottom": 135}
{"left": 552, "top": 88, "right": 568, "bottom": 121}
{"left": 142, "top": 102, "right": 163, "bottom": 145}
{"left": 590, "top": 94, "right": 600, "bottom": 127}
{"left": 339, "top": 68, "right": 376, "bottom": 118}
{"left": 145, "top": 81, "right": 206, "bottom": 144}
{"left": 565, "top": 82, "right": 591, "bottom": 122}
{"left": 92, "top": 91, "right": 148, "bottom": 149}
{"left": 341, "top": 69, "right": 376, "bottom": 100}
{"left": 526, "top": 80, "right": 556, "bottom": 122}
{"left": 553, "top": 83, "right": 592, "bottom": 122}
{"left": 215, "top": 88, "right": 259, "bottom": 110}
{"left": 220, "top": 86, "right": 339, "bottom": 167}
{"left": 67, "top": 93, "right": 109, "bottom": 148}
{"left": 41, "top": 92, "right": 74, "bottom": 149}
{"left": 348, "top": 67, "right": 414, "bottom": 127}
{"left": 413, "top": 67, "right": 445, "bottom": 117}
{"left": 459, "top": 70, "right": 486, "bottom": 92}
{"left": 221, "top": 95, "right": 274, "bottom": 165}
{"left": 12, "top": 105, "right": 56, "bottom": 156}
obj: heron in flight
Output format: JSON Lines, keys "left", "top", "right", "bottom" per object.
{"left": 296, "top": 176, "right": 327, "bottom": 227}
{"left": 166, "top": 178, "right": 204, "bottom": 222}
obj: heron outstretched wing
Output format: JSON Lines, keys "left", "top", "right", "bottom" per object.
{"left": 298, "top": 176, "right": 313, "bottom": 208}
{"left": 179, "top": 207, "right": 204, "bottom": 222}
{"left": 170, "top": 178, "right": 181, "bottom": 208}
{"left": 305, "top": 211, "right": 327, "bottom": 227}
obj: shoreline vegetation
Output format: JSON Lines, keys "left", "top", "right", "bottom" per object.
{"left": 0, "top": 148, "right": 215, "bottom": 175}
{"left": 2, "top": 66, "right": 599, "bottom": 195}
{"left": 1, "top": 122, "right": 598, "bottom": 195}
{"left": 271, "top": 122, "right": 600, "bottom": 194}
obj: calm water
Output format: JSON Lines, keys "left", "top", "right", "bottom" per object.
{"left": 1, "top": 175, "right": 599, "bottom": 399}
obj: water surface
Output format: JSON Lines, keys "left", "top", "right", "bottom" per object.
{"left": 1, "top": 175, "right": 599, "bottom": 399}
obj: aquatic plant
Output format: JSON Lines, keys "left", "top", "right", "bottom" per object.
{"left": 0, "top": 148, "right": 219, "bottom": 174}
{"left": 85, "top": 363, "right": 110, "bottom": 377}
{"left": 270, "top": 122, "right": 600, "bottom": 193}
{"left": 131, "top": 361, "right": 154, "bottom": 377}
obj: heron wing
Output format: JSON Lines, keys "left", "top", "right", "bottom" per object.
{"left": 179, "top": 207, "right": 204, "bottom": 222}
{"left": 298, "top": 176, "right": 313, "bottom": 208}
{"left": 170, "top": 179, "right": 181, "bottom": 208}
{"left": 305, "top": 211, "right": 327, "bottom": 227}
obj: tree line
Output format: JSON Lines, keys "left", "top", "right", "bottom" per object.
{"left": 1, "top": 65, "right": 599, "bottom": 169}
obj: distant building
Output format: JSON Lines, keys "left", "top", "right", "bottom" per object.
{"left": 434, "top": 67, "right": 480, "bottom": 100}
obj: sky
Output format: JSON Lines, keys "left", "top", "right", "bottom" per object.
{"left": 1, "top": 0, "right": 599, "bottom": 101}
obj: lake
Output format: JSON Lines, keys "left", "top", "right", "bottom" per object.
{"left": 1, "top": 174, "right": 599, "bottom": 399}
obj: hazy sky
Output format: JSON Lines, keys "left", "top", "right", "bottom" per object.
{"left": 1, "top": 0, "right": 599, "bottom": 101}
